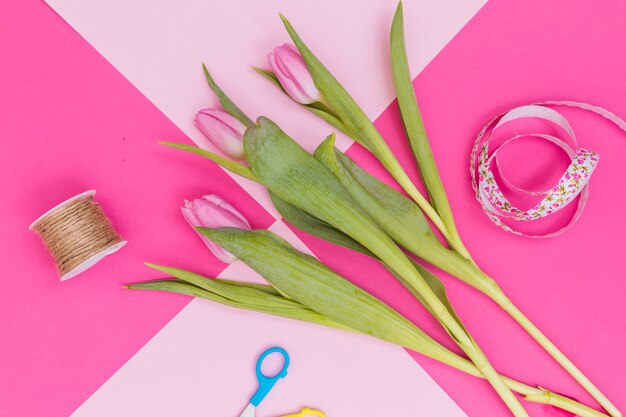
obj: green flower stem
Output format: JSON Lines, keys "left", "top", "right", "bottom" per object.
{"left": 449, "top": 258, "right": 620, "bottom": 417}
{"left": 357, "top": 243, "right": 524, "bottom": 413}
{"left": 525, "top": 390, "right": 610, "bottom": 417}
{"left": 485, "top": 285, "right": 621, "bottom": 417}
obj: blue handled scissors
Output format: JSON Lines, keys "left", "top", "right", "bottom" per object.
{"left": 239, "top": 347, "right": 290, "bottom": 417}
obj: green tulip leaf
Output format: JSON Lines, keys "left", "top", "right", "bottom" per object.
{"left": 198, "top": 226, "right": 447, "bottom": 357}
{"left": 202, "top": 64, "right": 253, "bottom": 127}
{"left": 128, "top": 278, "right": 235, "bottom": 304}
{"left": 314, "top": 134, "right": 434, "bottom": 239}
{"left": 159, "top": 142, "right": 259, "bottom": 182}
{"left": 268, "top": 161, "right": 462, "bottom": 335}
{"left": 129, "top": 261, "right": 472, "bottom": 377}
{"left": 313, "top": 134, "right": 481, "bottom": 286}
{"left": 303, "top": 106, "right": 350, "bottom": 136}
{"left": 252, "top": 67, "right": 284, "bottom": 91}
{"left": 128, "top": 273, "right": 580, "bottom": 412}
{"left": 243, "top": 117, "right": 419, "bottom": 277}
{"left": 408, "top": 260, "right": 466, "bottom": 341}
{"left": 257, "top": 130, "right": 466, "bottom": 340}
{"left": 127, "top": 277, "right": 348, "bottom": 330}
{"left": 389, "top": 4, "right": 464, "bottom": 253}
{"left": 267, "top": 163, "right": 463, "bottom": 337}
{"left": 242, "top": 117, "right": 496, "bottom": 387}
{"left": 242, "top": 117, "right": 470, "bottom": 322}
{"left": 145, "top": 263, "right": 295, "bottom": 307}
{"left": 269, "top": 191, "right": 374, "bottom": 257}
{"left": 244, "top": 117, "right": 366, "bottom": 232}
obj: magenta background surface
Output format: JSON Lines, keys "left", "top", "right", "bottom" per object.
{"left": 1, "top": 0, "right": 625, "bottom": 416}
{"left": 0, "top": 1, "right": 274, "bottom": 415}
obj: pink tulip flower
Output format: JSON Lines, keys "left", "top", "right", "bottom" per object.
{"left": 268, "top": 43, "right": 321, "bottom": 104}
{"left": 181, "top": 194, "right": 251, "bottom": 263}
{"left": 194, "top": 109, "right": 247, "bottom": 161}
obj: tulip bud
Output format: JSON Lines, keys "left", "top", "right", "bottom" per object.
{"left": 194, "top": 109, "right": 247, "bottom": 161}
{"left": 268, "top": 43, "right": 321, "bottom": 104}
{"left": 181, "top": 195, "right": 251, "bottom": 263}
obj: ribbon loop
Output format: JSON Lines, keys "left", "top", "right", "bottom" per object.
{"left": 471, "top": 101, "right": 624, "bottom": 237}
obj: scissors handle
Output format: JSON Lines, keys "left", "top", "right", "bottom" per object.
{"left": 250, "top": 347, "right": 290, "bottom": 406}
{"left": 279, "top": 408, "right": 326, "bottom": 417}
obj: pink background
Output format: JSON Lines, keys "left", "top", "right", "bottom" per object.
{"left": 0, "top": 1, "right": 273, "bottom": 415}
{"left": 1, "top": 0, "right": 625, "bottom": 416}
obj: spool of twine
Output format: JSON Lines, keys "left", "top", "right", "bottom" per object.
{"left": 30, "top": 191, "right": 126, "bottom": 280}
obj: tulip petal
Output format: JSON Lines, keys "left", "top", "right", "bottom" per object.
{"left": 194, "top": 109, "right": 246, "bottom": 161}
{"left": 269, "top": 44, "right": 320, "bottom": 104}
{"left": 181, "top": 195, "right": 251, "bottom": 263}
{"left": 269, "top": 52, "right": 309, "bottom": 104}
{"left": 202, "top": 194, "right": 251, "bottom": 229}
{"left": 280, "top": 44, "right": 321, "bottom": 102}
{"left": 181, "top": 202, "right": 202, "bottom": 227}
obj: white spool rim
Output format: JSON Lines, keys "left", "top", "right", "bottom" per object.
{"left": 29, "top": 190, "right": 97, "bottom": 230}
{"left": 60, "top": 240, "right": 127, "bottom": 280}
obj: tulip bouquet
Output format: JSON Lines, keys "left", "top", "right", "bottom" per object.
{"left": 128, "top": 4, "right": 619, "bottom": 417}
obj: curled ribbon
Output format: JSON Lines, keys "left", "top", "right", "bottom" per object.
{"left": 471, "top": 101, "right": 626, "bottom": 237}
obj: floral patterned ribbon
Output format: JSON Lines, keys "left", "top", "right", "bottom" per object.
{"left": 471, "top": 101, "right": 626, "bottom": 237}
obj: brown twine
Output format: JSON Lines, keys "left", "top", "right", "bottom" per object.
{"left": 32, "top": 194, "right": 123, "bottom": 277}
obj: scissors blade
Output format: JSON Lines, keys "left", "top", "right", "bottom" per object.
{"left": 239, "top": 403, "right": 255, "bottom": 417}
